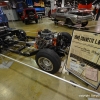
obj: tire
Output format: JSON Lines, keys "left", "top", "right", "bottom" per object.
{"left": 35, "top": 19, "right": 38, "bottom": 23}
{"left": 25, "top": 20, "right": 28, "bottom": 25}
{"left": 0, "top": 38, "right": 3, "bottom": 53}
{"left": 81, "top": 21, "right": 88, "bottom": 27}
{"left": 35, "top": 49, "right": 61, "bottom": 74}
{"left": 5, "top": 22, "right": 9, "bottom": 27}
{"left": 22, "top": 20, "right": 24, "bottom": 23}
{"left": 57, "top": 32, "right": 72, "bottom": 49}
{"left": 66, "top": 19, "right": 74, "bottom": 27}
{"left": 54, "top": 18, "right": 58, "bottom": 25}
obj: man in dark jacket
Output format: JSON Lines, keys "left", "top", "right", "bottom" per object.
{"left": 92, "top": 0, "right": 100, "bottom": 21}
{"left": 96, "top": 7, "right": 100, "bottom": 21}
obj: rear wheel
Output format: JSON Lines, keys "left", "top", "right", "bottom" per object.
{"left": 81, "top": 21, "right": 88, "bottom": 27}
{"left": 35, "top": 49, "right": 61, "bottom": 74}
{"left": 66, "top": 19, "right": 74, "bottom": 27}
{"left": 54, "top": 18, "right": 58, "bottom": 25}
{"left": 5, "top": 22, "right": 9, "bottom": 27}
{"left": 35, "top": 19, "right": 38, "bottom": 23}
{"left": 25, "top": 20, "right": 28, "bottom": 25}
{"left": 22, "top": 20, "right": 24, "bottom": 23}
{"left": 0, "top": 38, "right": 4, "bottom": 53}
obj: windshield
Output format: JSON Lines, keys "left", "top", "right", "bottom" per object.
{"left": 57, "top": 8, "right": 70, "bottom": 13}
{"left": 26, "top": 9, "right": 35, "bottom": 14}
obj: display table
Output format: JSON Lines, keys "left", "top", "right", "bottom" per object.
{"left": 66, "top": 30, "right": 100, "bottom": 89}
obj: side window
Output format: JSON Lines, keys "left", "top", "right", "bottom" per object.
{"left": 57, "top": 8, "right": 64, "bottom": 13}
{"left": 60, "top": 9, "right": 64, "bottom": 13}
{"left": 57, "top": 9, "right": 61, "bottom": 13}
{"left": 59, "top": 8, "right": 68, "bottom": 13}
{"left": 63, "top": 8, "right": 68, "bottom": 13}
{"left": 57, "top": 8, "right": 68, "bottom": 13}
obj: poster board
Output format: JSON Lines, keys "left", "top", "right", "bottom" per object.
{"left": 66, "top": 30, "right": 100, "bottom": 89}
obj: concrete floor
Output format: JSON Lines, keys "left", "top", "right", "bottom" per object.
{"left": 0, "top": 18, "right": 100, "bottom": 100}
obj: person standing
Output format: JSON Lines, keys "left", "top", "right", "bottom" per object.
{"left": 95, "top": 5, "right": 100, "bottom": 21}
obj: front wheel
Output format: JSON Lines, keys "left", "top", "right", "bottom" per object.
{"left": 25, "top": 20, "right": 29, "bottom": 25}
{"left": 22, "top": 20, "right": 24, "bottom": 23}
{"left": 81, "top": 21, "right": 88, "bottom": 27}
{"left": 5, "top": 22, "right": 9, "bottom": 27}
{"left": 35, "top": 49, "right": 61, "bottom": 74}
{"left": 54, "top": 18, "right": 58, "bottom": 25}
{"left": 35, "top": 19, "right": 38, "bottom": 23}
{"left": 65, "top": 19, "right": 74, "bottom": 28}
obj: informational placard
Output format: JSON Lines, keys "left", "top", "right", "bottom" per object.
{"left": 66, "top": 30, "right": 100, "bottom": 89}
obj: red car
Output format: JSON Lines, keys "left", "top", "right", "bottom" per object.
{"left": 21, "top": 8, "right": 38, "bottom": 25}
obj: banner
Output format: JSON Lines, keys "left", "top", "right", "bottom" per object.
{"left": 66, "top": 30, "right": 100, "bottom": 89}
{"left": 34, "top": 0, "right": 44, "bottom": 7}
{"left": 0, "top": 2, "right": 7, "bottom": 7}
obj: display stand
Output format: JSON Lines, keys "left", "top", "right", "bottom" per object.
{"left": 66, "top": 29, "right": 100, "bottom": 89}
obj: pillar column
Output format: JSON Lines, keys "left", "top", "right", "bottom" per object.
{"left": 61, "top": 0, "right": 64, "bottom": 7}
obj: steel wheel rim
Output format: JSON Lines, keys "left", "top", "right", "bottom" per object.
{"left": 38, "top": 57, "right": 53, "bottom": 71}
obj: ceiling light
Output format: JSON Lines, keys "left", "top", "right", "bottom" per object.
{"left": 4, "top": 1, "right": 9, "bottom": 2}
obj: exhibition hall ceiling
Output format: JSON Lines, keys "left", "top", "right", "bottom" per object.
{"left": 0, "top": 0, "right": 100, "bottom": 6}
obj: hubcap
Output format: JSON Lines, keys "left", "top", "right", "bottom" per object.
{"left": 38, "top": 57, "right": 53, "bottom": 71}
